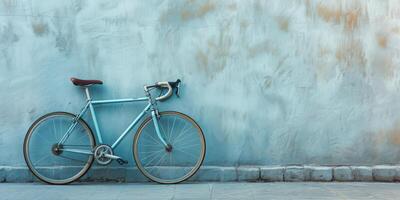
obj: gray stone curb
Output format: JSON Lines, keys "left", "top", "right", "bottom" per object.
{"left": 333, "top": 166, "right": 353, "bottom": 181}
{"left": 2, "top": 165, "right": 400, "bottom": 183}
{"left": 352, "top": 166, "right": 373, "bottom": 181}
{"left": 372, "top": 165, "right": 397, "bottom": 182}
{"left": 284, "top": 166, "right": 304, "bottom": 181}
{"left": 260, "top": 166, "right": 284, "bottom": 181}
{"left": 305, "top": 166, "right": 333, "bottom": 181}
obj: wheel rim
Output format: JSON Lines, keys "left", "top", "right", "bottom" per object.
{"left": 24, "top": 113, "right": 94, "bottom": 184}
{"left": 134, "top": 112, "right": 205, "bottom": 183}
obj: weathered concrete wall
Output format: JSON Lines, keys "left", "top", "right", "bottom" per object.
{"left": 1, "top": 0, "right": 400, "bottom": 168}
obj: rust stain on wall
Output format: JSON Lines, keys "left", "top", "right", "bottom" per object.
{"left": 276, "top": 17, "right": 289, "bottom": 32}
{"left": 389, "top": 129, "right": 400, "bottom": 145}
{"left": 181, "top": 0, "right": 215, "bottom": 21}
{"left": 195, "top": 24, "right": 232, "bottom": 78}
{"left": 31, "top": 21, "right": 48, "bottom": 37}
{"left": 344, "top": 9, "right": 360, "bottom": 31}
{"left": 335, "top": 38, "right": 366, "bottom": 74}
{"left": 248, "top": 40, "right": 279, "bottom": 58}
{"left": 317, "top": 4, "right": 341, "bottom": 24}
{"left": 374, "top": 122, "right": 400, "bottom": 146}
{"left": 376, "top": 33, "right": 388, "bottom": 48}
{"left": 316, "top": 3, "right": 361, "bottom": 31}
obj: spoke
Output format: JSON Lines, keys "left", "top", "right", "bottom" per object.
{"left": 164, "top": 118, "right": 170, "bottom": 141}
{"left": 172, "top": 132, "right": 195, "bottom": 146}
{"left": 167, "top": 153, "right": 172, "bottom": 178}
{"left": 73, "top": 127, "right": 89, "bottom": 144}
{"left": 169, "top": 152, "right": 172, "bottom": 166}
{"left": 140, "top": 138, "right": 163, "bottom": 147}
{"left": 159, "top": 121, "right": 169, "bottom": 143}
{"left": 58, "top": 118, "right": 64, "bottom": 140}
{"left": 145, "top": 131, "right": 164, "bottom": 146}
{"left": 36, "top": 132, "right": 53, "bottom": 145}
{"left": 143, "top": 150, "right": 165, "bottom": 167}
{"left": 171, "top": 122, "right": 193, "bottom": 144}
{"left": 140, "top": 149, "right": 165, "bottom": 163}
{"left": 140, "top": 150, "right": 164, "bottom": 163}
{"left": 59, "top": 121, "right": 78, "bottom": 145}
{"left": 33, "top": 154, "right": 52, "bottom": 166}
{"left": 139, "top": 149, "right": 166, "bottom": 155}
{"left": 58, "top": 154, "right": 89, "bottom": 163}
{"left": 140, "top": 144, "right": 163, "bottom": 148}
{"left": 170, "top": 124, "right": 187, "bottom": 144}
{"left": 148, "top": 154, "right": 167, "bottom": 174}
{"left": 175, "top": 143, "right": 200, "bottom": 150}
{"left": 52, "top": 119, "right": 58, "bottom": 141}
{"left": 174, "top": 148, "right": 198, "bottom": 160}
{"left": 169, "top": 117, "right": 177, "bottom": 142}
{"left": 172, "top": 127, "right": 195, "bottom": 145}
{"left": 174, "top": 136, "right": 200, "bottom": 146}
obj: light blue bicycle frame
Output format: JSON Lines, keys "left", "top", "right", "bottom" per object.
{"left": 58, "top": 87, "right": 168, "bottom": 156}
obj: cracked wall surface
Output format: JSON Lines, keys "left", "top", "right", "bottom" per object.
{"left": 1, "top": 0, "right": 400, "bottom": 167}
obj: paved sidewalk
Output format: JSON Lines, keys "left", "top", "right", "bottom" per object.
{"left": 1, "top": 182, "right": 400, "bottom": 200}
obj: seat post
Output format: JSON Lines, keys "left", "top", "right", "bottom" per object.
{"left": 84, "top": 87, "right": 91, "bottom": 101}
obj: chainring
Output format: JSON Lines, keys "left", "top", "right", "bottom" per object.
{"left": 94, "top": 144, "right": 113, "bottom": 165}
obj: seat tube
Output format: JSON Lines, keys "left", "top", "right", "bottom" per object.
{"left": 151, "top": 110, "right": 168, "bottom": 147}
{"left": 89, "top": 103, "right": 103, "bottom": 144}
{"left": 85, "top": 87, "right": 103, "bottom": 144}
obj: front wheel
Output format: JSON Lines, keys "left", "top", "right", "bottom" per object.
{"left": 133, "top": 111, "right": 206, "bottom": 184}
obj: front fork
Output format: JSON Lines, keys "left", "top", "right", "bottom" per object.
{"left": 145, "top": 87, "right": 169, "bottom": 148}
{"left": 151, "top": 110, "right": 169, "bottom": 147}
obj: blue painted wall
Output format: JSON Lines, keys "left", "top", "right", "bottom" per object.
{"left": 2, "top": 0, "right": 400, "bottom": 167}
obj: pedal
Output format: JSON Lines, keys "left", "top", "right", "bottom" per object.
{"left": 116, "top": 158, "right": 128, "bottom": 165}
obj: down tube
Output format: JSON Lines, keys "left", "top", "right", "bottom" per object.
{"left": 111, "top": 103, "right": 152, "bottom": 149}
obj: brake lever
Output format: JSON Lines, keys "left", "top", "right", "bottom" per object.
{"left": 175, "top": 84, "right": 180, "bottom": 98}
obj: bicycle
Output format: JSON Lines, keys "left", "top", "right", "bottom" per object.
{"left": 23, "top": 78, "right": 206, "bottom": 184}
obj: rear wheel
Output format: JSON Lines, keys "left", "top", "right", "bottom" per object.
{"left": 133, "top": 111, "right": 206, "bottom": 184}
{"left": 23, "top": 112, "right": 95, "bottom": 184}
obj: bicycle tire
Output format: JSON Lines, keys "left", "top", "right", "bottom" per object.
{"left": 133, "top": 111, "right": 206, "bottom": 184}
{"left": 23, "top": 112, "right": 95, "bottom": 184}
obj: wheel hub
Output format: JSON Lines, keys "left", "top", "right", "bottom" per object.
{"left": 165, "top": 144, "right": 173, "bottom": 152}
{"left": 94, "top": 144, "right": 113, "bottom": 165}
{"left": 51, "top": 144, "right": 63, "bottom": 155}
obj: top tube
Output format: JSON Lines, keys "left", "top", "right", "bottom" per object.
{"left": 91, "top": 97, "right": 148, "bottom": 105}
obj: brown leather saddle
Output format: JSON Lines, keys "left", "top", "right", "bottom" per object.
{"left": 70, "top": 77, "right": 103, "bottom": 86}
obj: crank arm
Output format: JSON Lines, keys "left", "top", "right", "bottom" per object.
{"left": 103, "top": 154, "right": 128, "bottom": 165}
{"left": 103, "top": 153, "right": 122, "bottom": 160}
